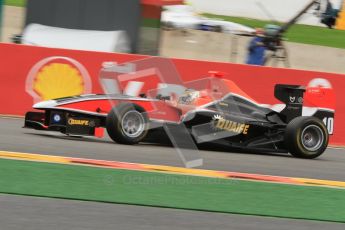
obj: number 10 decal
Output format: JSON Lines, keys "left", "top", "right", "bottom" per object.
{"left": 323, "top": 117, "right": 334, "bottom": 135}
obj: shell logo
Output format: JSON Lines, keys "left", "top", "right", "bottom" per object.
{"left": 26, "top": 57, "right": 92, "bottom": 102}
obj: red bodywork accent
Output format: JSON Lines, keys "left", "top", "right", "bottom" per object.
{"left": 58, "top": 99, "right": 154, "bottom": 115}
{"left": 94, "top": 127, "right": 104, "bottom": 138}
{"left": 57, "top": 99, "right": 182, "bottom": 123}
{"left": 118, "top": 68, "right": 163, "bottom": 97}
{"left": 54, "top": 77, "right": 257, "bottom": 124}
{"left": 304, "top": 87, "right": 336, "bottom": 110}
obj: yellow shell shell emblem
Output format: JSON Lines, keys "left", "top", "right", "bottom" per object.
{"left": 33, "top": 63, "right": 84, "bottom": 100}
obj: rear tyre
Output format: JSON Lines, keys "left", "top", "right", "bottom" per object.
{"left": 106, "top": 103, "right": 148, "bottom": 145}
{"left": 285, "top": 116, "right": 328, "bottom": 159}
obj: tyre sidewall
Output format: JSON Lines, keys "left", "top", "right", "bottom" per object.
{"left": 106, "top": 103, "right": 148, "bottom": 144}
{"left": 285, "top": 117, "right": 329, "bottom": 159}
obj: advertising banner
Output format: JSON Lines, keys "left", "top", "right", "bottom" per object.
{"left": 336, "top": 0, "right": 345, "bottom": 30}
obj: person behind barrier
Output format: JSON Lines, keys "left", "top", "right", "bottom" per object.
{"left": 245, "top": 28, "right": 267, "bottom": 66}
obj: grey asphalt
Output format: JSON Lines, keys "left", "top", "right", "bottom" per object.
{"left": 1, "top": 194, "right": 344, "bottom": 230}
{"left": 1, "top": 117, "right": 345, "bottom": 181}
{"left": 1, "top": 117, "right": 345, "bottom": 229}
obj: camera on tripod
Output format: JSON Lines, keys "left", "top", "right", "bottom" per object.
{"left": 261, "top": 24, "right": 283, "bottom": 51}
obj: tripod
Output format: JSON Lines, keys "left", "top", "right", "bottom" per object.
{"left": 264, "top": 43, "right": 290, "bottom": 68}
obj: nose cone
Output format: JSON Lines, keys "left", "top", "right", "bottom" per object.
{"left": 33, "top": 100, "right": 58, "bottom": 109}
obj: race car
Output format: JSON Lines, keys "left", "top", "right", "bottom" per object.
{"left": 24, "top": 71, "right": 335, "bottom": 159}
{"left": 161, "top": 5, "right": 255, "bottom": 35}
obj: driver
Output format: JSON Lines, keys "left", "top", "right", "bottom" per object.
{"left": 178, "top": 88, "right": 200, "bottom": 105}
{"left": 166, "top": 88, "right": 211, "bottom": 114}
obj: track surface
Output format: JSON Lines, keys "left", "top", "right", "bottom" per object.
{"left": 1, "top": 117, "right": 345, "bottom": 181}
{"left": 1, "top": 117, "right": 345, "bottom": 229}
{"left": 1, "top": 194, "right": 344, "bottom": 230}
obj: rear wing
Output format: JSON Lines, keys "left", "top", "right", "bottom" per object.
{"left": 274, "top": 84, "right": 305, "bottom": 123}
{"left": 275, "top": 84, "right": 335, "bottom": 134}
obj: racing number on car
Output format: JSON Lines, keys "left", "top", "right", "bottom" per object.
{"left": 323, "top": 117, "right": 334, "bottom": 134}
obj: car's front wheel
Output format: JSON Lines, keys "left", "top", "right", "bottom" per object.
{"left": 285, "top": 116, "right": 329, "bottom": 159}
{"left": 106, "top": 103, "right": 148, "bottom": 145}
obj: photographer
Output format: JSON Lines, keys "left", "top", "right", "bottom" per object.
{"left": 245, "top": 28, "right": 267, "bottom": 66}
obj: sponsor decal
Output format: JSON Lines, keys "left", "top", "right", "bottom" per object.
{"left": 218, "top": 102, "right": 229, "bottom": 107}
{"left": 89, "top": 121, "right": 96, "bottom": 128}
{"left": 68, "top": 118, "right": 90, "bottom": 126}
{"left": 308, "top": 78, "right": 332, "bottom": 88}
{"left": 213, "top": 115, "right": 250, "bottom": 134}
{"left": 289, "top": 96, "right": 296, "bottom": 103}
{"left": 53, "top": 114, "right": 61, "bottom": 122}
{"left": 26, "top": 56, "right": 92, "bottom": 103}
{"left": 289, "top": 96, "right": 303, "bottom": 104}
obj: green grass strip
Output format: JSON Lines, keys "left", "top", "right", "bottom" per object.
{"left": 142, "top": 18, "right": 161, "bottom": 28}
{"left": 0, "top": 158, "right": 345, "bottom": 222}
{"left": 204, "top": 13, "right": 345, "bottom": 49}
{"left": 4, "top": 0, "right": 26, "bottom": 7}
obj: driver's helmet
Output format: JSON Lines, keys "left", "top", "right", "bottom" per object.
{"left": 178, "top": 88, "right": 200, "bottom": 105}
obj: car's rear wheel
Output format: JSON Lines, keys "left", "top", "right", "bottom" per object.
{"left": 106, "top": 103, "right": 148, "bottom": 144}
{"left": 285, "top": 116, "right": 328, "bottom": 159}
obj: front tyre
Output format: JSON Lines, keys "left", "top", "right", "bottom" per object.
{"left": 285, "top": 116, "right": 329, "bottom": 159}
{"left": 106, "top": 103, "right": 148, "bottom": 145}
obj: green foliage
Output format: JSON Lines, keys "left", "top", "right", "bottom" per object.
{"left": 4, "top": 0, "right": 26, "bottom": 7}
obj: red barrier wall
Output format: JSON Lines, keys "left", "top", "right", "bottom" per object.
{"left": 0, "top": 43, "right": 344, "bottom": 145}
